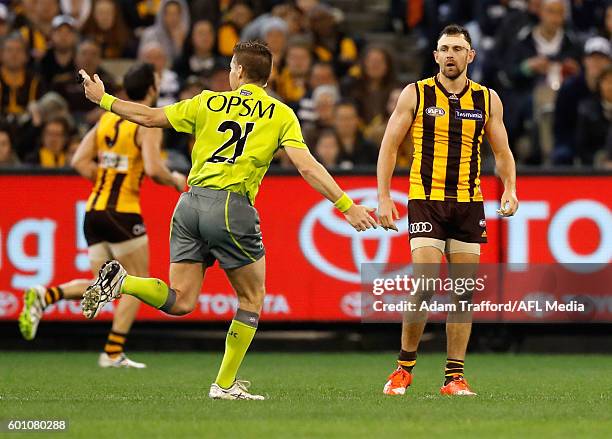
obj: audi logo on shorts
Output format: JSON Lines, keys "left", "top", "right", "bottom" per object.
{"left": 409, "top": 221, "right": 433, "bottom": 234}
{"left": 132, "top": 224, "right": 146, "bottom": 236}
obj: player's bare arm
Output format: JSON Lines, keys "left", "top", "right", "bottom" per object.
{"left": 285, "top": 146, "right": 378, "bottom": 232}
{"left": 377, "top": 83, "right": 417, "bottom": 231}
{"left": 79, "top": 70, "right": 170, "bottom": 128}
{"left": 485, "top": 89, "right": 519, "bottom": 217}
{"left": 71, "top": 124, "right": 98, "bottom": 182}
{"left": 139, "top": 127, "right": 186, "bottom": 192}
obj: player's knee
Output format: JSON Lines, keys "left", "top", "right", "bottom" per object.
{"left": 238, "top": 290, "right": 265, "bottom": 313}
{"left": 169, "top": 289, "right": 198, "bottom": 316}
{"left": 171, "top": 300, "right": 195, "bottom": 316}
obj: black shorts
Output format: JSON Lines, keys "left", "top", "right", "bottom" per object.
{"left": 84, "top": 210, "right": 147, "bottom": 246}
{"left": 407, "top": 199, "right": 487, "bottom": 243}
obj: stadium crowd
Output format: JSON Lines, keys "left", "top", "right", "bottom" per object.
{"left": 0, "top": 0, "right": 609, "bottom": 171}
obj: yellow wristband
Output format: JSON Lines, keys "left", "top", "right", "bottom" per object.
{"left": 99, "top": 93, "right": 117, "bottom": 112}
{"left": 334, "top": 193, "right": 354, "bottom": 213}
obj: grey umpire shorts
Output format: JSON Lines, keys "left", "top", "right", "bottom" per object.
{"left": 170, "top": 186, "right": 265, "bottom": 269}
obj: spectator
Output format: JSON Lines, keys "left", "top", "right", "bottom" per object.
{"left": 0, "top": 34, "right": 43, "bottom": 140}
{"left": 333, "top": 100, "right": 378, "bottom": 166}
{"left": 25, "top": 116, "right": 71, "bottom": 168}
{"left": 308, "top": 4, "right": 358, "bottom": 77}
{"left": 207, "top": 65, "right": 231, "bottom": 92}
{"left": 82, "top": 0, "right": 133, "bottom": 58}
{"left": 364, "top": 86, "right": 402, "bottom": 148}
{"left": 60, "top": 0, "right": 92, "bottom": 29}
{"left": 189, "top": 0, "right": 222, "bottom": 27}
{"left": 0, "top": 5, "right": 10, "bottom": 40}
{"left": 484, "top": 0, "right": 541, "bottom": 88}
{"left": 217, "top": 1, "right": 254, "bottom": 58}
{"left": 241, "top": 3, "right": 303, "bottom": 40}
{"left": 38, "top": 15, "right": 78, "bottom": 92}
{"left": 19, "top": 0, "right": 60, "bottom": 61}
{"left": 164, "top": 76, "right": 204, "bottom": 172}
{"left": 263, "top": 18, "right": 289, "bottom": 71}
{"left": 296, "top": 0, "right": 321, "bottom": 16}
{"left": 603, "top": 3, "right": 612, "bottom": 40}
{"left": 121, "top": 0, "right": 161, "bottom": 30}
{"left": 139, "top": 0, "right": 190, "bottom": 64}
{"left": 55, "top": 39, "right": 117, "bottom": 128}
{"left": 17, "top": 91, "right": 73, "bottom": 159}
{"left": 275, "top": 39, "right": 312, "bottom": 104}
{"left": 302, "top": 84, "right": 340, "bottom": 144}
{"left": 0, "top": 125, "right": 19, "bottom": 167}
{"left": 576, "top": 66, "right": 612, "bottom": 166}
{"left": 503, "top": 0, "right": 581, "bottom": 163}
{"left": 296, "top": 61, "right": 337, "bottom": 123}
{"left": 342, "top": 45, "right": 397, "bottom": 130}
{"left": 139, "top": 41, "right": 180, "bottom": 106}
{"left": 313, "top": 129, "right": 350, "bottom": 170}
{"left": 12, "top": 0, "right": 37, "bottom": 29}
{"left": 570, "top": 0, "right": 609, "bottom": 36}
{"left": 173, "top": 19, "right": 226, "bottom": 83}
{"left": 553, "top": 37, "right": 612, "bottom": 164}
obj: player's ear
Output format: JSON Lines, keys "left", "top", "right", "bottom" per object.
{"left": 468, "top": 49, "right": 476, "bottom": 64}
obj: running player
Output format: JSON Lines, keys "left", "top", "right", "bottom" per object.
{"left": 78, "top": 41, "right": 376, "bottom": 399}
{"left": 377, "top": 25, "right": 518, "bottom": 396}
{"left": 18, "top": 63, "right": 186, "bottom": 368}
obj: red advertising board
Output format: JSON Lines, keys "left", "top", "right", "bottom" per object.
{"left": 0, "top": 174, "right": 610, "bottom": 322}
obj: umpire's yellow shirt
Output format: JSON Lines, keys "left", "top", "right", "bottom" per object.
{"left": 164, "top": 84, "right": 307, "bottom": 204}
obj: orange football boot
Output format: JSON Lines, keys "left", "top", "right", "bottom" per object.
{"left": 440, "top": 375, "right": 477, "bottom": 396}
{"left": 383, "top": 367, "right": 412, "bottom": 395}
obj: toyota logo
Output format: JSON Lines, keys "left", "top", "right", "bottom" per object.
{"left": 299, "top": 188, "right": 409, "bottom": 283}
{"left": 409, "top": 222, "right": 433, "bottom": 234}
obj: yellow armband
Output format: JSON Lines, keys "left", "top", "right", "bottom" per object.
{"left": 99, "top": 93, "right": 117, "bottom": 112}
{"left": 334, "top": 193, "right": 354, "bottom": 213}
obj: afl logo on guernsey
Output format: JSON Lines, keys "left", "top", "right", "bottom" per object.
{"left": 240, "top": 89, "right": 252, "bottom": 96}
{"left": 425, "top": 106, "right": 446, "bottom": 117}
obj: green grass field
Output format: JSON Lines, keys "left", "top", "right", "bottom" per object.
{"left": 1, "top": 352, "right": 611, "bottom": 438}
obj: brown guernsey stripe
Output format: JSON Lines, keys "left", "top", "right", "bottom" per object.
{"left": 90, "top": 169, "right": 108, "bottom": 208}
{"left": 106, "top": 173, "right": 127, "bottom": 210}
{"left": 468, "top": 90, "right": 486, "bottom": 199}
{"left": 420, "top": 84, "right": 436, "bottom": 199}
{"left": 444, "top": 97, "right": 463, "bottom": 198}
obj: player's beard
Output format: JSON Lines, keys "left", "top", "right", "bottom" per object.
{"left": 441, "top": 63, "right": 466, "bottom": 80}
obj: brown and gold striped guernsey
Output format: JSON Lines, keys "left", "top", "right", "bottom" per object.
{"left": 409, "top": 76, "right": 490, "bottom": 202}
{"left": 86, "top": 112, "right": 144, "bottom": 214}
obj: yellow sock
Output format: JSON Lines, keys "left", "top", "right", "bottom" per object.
{"left": 120, "top": 275, "right": 176, "bottom": 312}
{"left": 215, "top": 309, "right": 259, "bottom": 389}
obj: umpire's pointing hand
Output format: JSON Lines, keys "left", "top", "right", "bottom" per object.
{"left": 79, "top": 69, "right": 105, "bottom": 105}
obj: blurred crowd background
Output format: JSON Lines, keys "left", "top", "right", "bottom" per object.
{"left": 0, "top": 0, "right": 609, "bottom": 172}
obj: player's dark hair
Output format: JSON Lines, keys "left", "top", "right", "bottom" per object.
{"left": 123, "top": 62, "right": 156, "bottom": 101}
{"left": 233, "top": 40, "right": 273, "bottom": 85}
{"left": 438, "top": 24, "right": 472, "bottom": 48}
